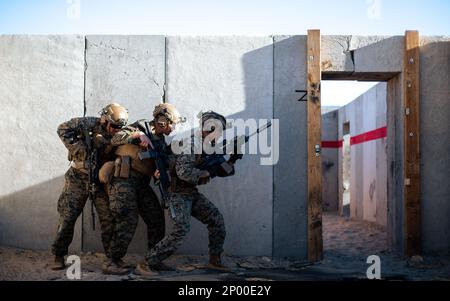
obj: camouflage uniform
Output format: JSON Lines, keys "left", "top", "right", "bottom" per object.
{"left": 107, "top": 120, "right": 165, "bottom": 261}
{"left": 51, "top": 117, "right": 115, "bottom": 258}
{"left": 145, "top": 136, "right": 228, "bottom": 266}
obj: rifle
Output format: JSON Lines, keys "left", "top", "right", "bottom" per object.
{"left": 138, "top": 122, "right": 171, "bottom": 210}
{"left": 84, "top": 129, "right": 99, "bottom": 231}
{"left": 196, "top": 121, "right": 272, "bottom": 178}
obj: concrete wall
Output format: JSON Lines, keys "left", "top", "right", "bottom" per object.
{"left": 82, "top": 35, "right": 166, "bottom": 253}
{"left": 1, "top": 34, "right": 449, "bottom": 257}
{"left": 273, "top": 36, "right": 308, "bottom": 258}
{"left": 166, "top": 36, "right": 274, "bottom": 256}
{"left": 336, "top": 83, "right": 388, "bottom": 226}
{"left": 419, "top": 37, "right": 450, "bottom": 254}
{"left": 321, "top": 36, "right": 403, "bottom": 75}
{"left": 321, "top": 110, "right": 339, "bottom": 211}
{"left": 0, "top": 35, "right": 85, "bottom": 251}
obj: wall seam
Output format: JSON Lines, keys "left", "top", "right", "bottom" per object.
{"left": 271, "top": 35, "right": 275, "bottom": 258}
{"left": 81, "top": 35, "right": 88, "bottom": 251}
{"left": 163, "top": 36, "right": 168, "bottom": 103}
{"left": 83, "top": 36, "right": 88, "bottom": 117}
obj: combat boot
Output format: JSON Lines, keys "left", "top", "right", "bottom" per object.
{"left": 49, "top": 255, "right": 66, "bottom": 270}
{"left": 207, "top": 254, "right": 231, "bottom": 272}
{"left": 134, "top": 262, "right": 159, "bottom": 278}
{"left": 102, "top": 259, "right": 130, "bottom": 275}
{"left": 115, "top": 259, "right": 133, "bottom": 268}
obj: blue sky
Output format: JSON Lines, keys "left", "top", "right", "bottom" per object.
{"left": 1, "top": 0, "right": 448, "bottom": 105}
{"left": 0, "top": 0, "right": 449, "bottom": 35}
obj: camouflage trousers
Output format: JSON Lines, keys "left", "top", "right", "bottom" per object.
{"left": 145, "top": 191, "right": 226, "bottom": 266}
{"left": 107, "top": 171, "right": 165, "bottom": 261}
{"left": 51, "top": 167, "right": 113, "bottom": 257}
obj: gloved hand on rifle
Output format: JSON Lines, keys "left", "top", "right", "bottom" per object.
{"left": 131, "top": 131, "right": 152, "bottom": 148}
{"left": 228, "top": 153, "right": 243, "bottom": 164}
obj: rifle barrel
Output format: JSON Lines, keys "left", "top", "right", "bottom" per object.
{"left": 248, "top": 121, "right": 272, "bottom": 139}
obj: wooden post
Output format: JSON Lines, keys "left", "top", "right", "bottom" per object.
{"left": 307, "top": 29, "right": 323, "bottom": 262}
{"left": 403, "top": 31, "right": 421, "bottom": 256}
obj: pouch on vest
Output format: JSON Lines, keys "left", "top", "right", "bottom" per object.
{"left": 115, "top": 144, "right": 155, "bottom": 176}
{"left": 99, "top": 161, "right": 115, "bottom": 184}
{"left": 114, "top": 157, "right": 121, "bottom": 178}
{"left": 120, "top": 156, "right": 131, "bottom": 178}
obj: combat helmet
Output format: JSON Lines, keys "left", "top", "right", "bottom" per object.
{"left": 99, "top": 103, "right": 128, "bottom": 128}
{"left": 198, "top": 111, "right": 229, "bottom": 131}
{"left": 153, "top": 103, "right": 185, "bottom": 127}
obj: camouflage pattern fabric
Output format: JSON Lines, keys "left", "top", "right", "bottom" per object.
{"left": 107, "top": 119, "right": 166, "bottom": 261}
{"left": 51, "top": 167, "right": 113, "bottom": 257}
{"left": 145, "top": 191, "right": 225, "bottom": 266}
{"left": 145, "top": 137, "right": 226, "bottom": 266}
{"left": 107, "top": 171, "right": 165, "bottom": 261}
{"left": 52, "top": 117, "right": 115, "bottom": 257}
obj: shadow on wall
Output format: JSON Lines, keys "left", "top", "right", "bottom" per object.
{"left": 2, "top": 36, "right": 448, "bottom": 258}
{"left": 168, "top": 36, "right": 306, "bottom": 259}
{"left": 167, "top": 36, "right": 307, "bottom": 258}
{"left": 168, "top": 37, "right": 275, "bottom": 257}
{"left": 1, "top": 36, "right": 308, "bottom": 260}
{"left": 0, "top": 175, "right": 82, "bottom": 253}
{"left": 82, "top": 36, "right": 276, "bottom": 257}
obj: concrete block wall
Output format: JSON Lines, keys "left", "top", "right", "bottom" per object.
{"left": 0, "top": 35, "right": 85, "bottom": 252}
{"left": 166, "top": 36, "right": 274, "bottom": 256}
{"left": 273, "top": 36, "right": 308, "bottom": 258}
{"left": 82, "top": 35, "right": 166, "bottom": 253}
{"left": 321, "top": 110, "right": 339, "bottom": 212}
{"left": 0, "top": 35, "right": 308, "bottom": 258}
{"left": 1, "top": 35, "right": 449, "bottom": 257}
{"left": 321, "top": 36, "right": 402, "bottom": 74}
{"left": 419, "top": 37, "right": 450, "bottom": 254}
{"left": 82, "top": 35, "right": 309, "bottom": 258}
{"left": 336, "top": 83, "right": 388, "bottom": 226}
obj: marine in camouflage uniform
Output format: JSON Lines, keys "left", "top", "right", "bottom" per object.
{"left": 136, "top": 111, "right": 235, "bottom": 277}
{"left": 50, "top": 103, "right": 128, "bottom": 270}
{"left": 106, "top": 120, "right": 165, "bottom": 264}
{"left": 103, "top": 103, "right": 184, "bottom": 274}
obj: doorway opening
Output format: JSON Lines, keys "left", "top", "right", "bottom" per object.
{"left": 321, "top": 80, "right": 389, "bottom": 257}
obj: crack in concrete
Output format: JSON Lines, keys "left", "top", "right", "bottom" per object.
{"left": 334, "top": 36, "right": 352, "bottom": 53}
{"left": 152, "top": 78, "right": 160, "bottom": 89}
{"left": 89, "top": 41, "right": 126, "bottom": 52}
{"left": 163, "top": 36, "right": 167, "bottom": 103}
{"left": 88, "top": 41, "right": 139, "bottom": 63}
{"left": 341, "top": 36, "right": 355, "bottom": 67}
{"left": 81, "top": 36, "right": 88, "bottom": 250}
{"left": 83, "top": 36, "right": 88, "bottom": 117}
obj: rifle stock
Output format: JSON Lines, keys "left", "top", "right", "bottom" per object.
{"left": 84, "top": 129, "right": 98, "bottom": 231}
{"left": 141, "top": 122, "right": 170, "bottom": 209}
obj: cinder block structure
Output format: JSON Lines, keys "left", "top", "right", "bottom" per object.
{"left": 0, "top": 32, "right": 448, "bottom": 259}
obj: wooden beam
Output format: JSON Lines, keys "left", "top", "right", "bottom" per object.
{"left": 307, "top": 29, "right": 323, "bottom": 262}
{"left": 322, "top": 72, "right": 400, "bottom": 81}
{"left": 403, "top": 30, "right": 421, "bottom": 256}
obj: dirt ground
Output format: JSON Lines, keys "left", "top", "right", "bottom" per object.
{"left": 1, "top": 212, "right": 449, "bottom": 281}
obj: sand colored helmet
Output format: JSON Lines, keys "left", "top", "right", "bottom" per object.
{"left": 153, "top": 103, "right": 185, "bottom": 127}
{"left": 99, "top": 103, "right": 128, "bottom": 128}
